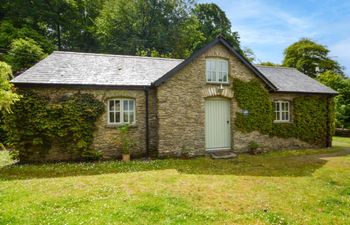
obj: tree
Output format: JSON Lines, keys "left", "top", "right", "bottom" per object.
{"left": 283, "top": 38, "right": 344, "bottom": 78}
{"left": 0, "top": 62, "right": 20, "bottom": 113}
{"left": 318, "top": 71, "right": 350, "bottom": 128}
{"left": 335, "top": 79, "right": 350, "bottom": 128}
{"left": 242, "top": 47, "right": 256, "bottom": 62}
{"left": 1, "top": 0, "right": 104, "bottom": 52}
{"left": 95, "top": 0, "right": 201, "bottom": 58}
{"left": 192, "top": 3, "right": 241, "bottom": 51}
{"left": 259, "top": 61, "right": 281, "bottom": 67}
{"left": 0, "top": 21, "right": 55, "bottom": 53}
{"left": 4, "top": 38, "right": 47, "bottom": 74}
{"left": 317, "top": 71, "right": 346, "bottom": 91}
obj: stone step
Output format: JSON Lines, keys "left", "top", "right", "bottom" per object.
{"left": 209, "top": 151, "right": 237, "bottom": 159}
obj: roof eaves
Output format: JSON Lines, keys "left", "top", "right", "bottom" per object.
{"left": 275, "top": 90, "right": 338, "bottom": 96}
{"left": 12, "top": 82, "right": 151, "bottom": 90}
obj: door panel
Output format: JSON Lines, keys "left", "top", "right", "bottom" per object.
{"left": 205, "top": 98, "right": 231, "bottom": 150}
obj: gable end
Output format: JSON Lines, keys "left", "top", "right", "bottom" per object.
{"left": 153, "top": 37, "right": 278, "bottom": 91}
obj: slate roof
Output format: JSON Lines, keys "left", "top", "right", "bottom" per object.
{"left": 11, "top": 51, "right": 183, "bottom": 86}
{"left": 12, "top": 40, "right": 336, "bottom": 95}
{"left": 255, "top": 65, "right": 337, "bottom": 94}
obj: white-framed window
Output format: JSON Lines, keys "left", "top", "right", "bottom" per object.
{"left": 274, "top": 101, "right": 290, "bottom": 122}
{"left": 108, "top": 99, "right": 135, "bottom": 125}
{"left": 206, "top": 58, "right": 229, "bottom": 83}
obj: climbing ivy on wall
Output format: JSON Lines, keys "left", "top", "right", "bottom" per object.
{"left": 270, "top": 96, "right": 331, "bottom": 145}
{"left": 232, "top": 78, "right": 334, "bottom": 146}
{"left": 232, "top": 78, "right": 274, "bottom": 134}
{"left": 3, "top": 90, "right": 105, "bottom": 162}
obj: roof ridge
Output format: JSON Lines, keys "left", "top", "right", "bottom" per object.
{"left": 254, "top": 64, "right": 297, "bottom": 70}
{"left": 52, "top": 51, "right": 184, "bottom": 61}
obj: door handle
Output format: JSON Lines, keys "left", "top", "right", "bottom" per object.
{"left": 227, "top": 121, "right": 230, "bottom": 124}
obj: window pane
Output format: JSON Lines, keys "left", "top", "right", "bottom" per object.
{"left": 223, "top": 61, "right": 228, "bottom": 73}
{"left": 123, "top": 100, "right": 129, "bottom": 111}
{"left": 116, "top": 112, "right": 120, "bottom": 123}
{"left": 275, "top": 102, "right": 279, "bottom": 111}
{"left": 223, "top": 73, "right": 227, "bottom": 82}
{"left": 129, "top": 100, "right": 134, "bottom": 111}
{"left": 115, "top": 100, "right": 120, "bottom": 111}
{"left": 276, "top": 112, "right": 280, "bottom": 120}
{"left": 109, "top": 112, "right": 114, "bottom": 123}
{"left": 129, "top": 112, "right": 134, "bottom": 123}
{"left": 212, "top": 71, "right": 216, "bottom": 82}
{"left": 109, "top": 100, "right": 114, "bottom": 111}
{"left": 123, "top": 112, "right": 129, "bottom": 122}
{"left": 221, "top": 61, "right": 227, "bottom": 74}
{"left": 206, "top": 61, "right": 210, "bottom": 81}
{"left": 282, "top": 112, "right": 290, "bottom": 121}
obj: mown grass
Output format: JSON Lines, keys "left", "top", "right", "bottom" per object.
{"left": 0, "top": 137, "right": 349, "bottom": 224}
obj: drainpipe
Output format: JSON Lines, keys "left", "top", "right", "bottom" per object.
{"left": 144, "top": 87, "right": 150, "bottom": 157}
{"left": 326, "top": 96, "right": 331, "bottom": 147}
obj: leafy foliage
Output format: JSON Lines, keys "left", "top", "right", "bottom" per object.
{"left": 3, "top": 90, "right": 105, "bottom": 162}
{"left": 4, "top": 38, "right": 47, "bottom": 73}
{"left": 233, "top": 79, "right": 334, "bottom": 145}
{"left": 116, "top": 124, "right": 135, "bottom": 154}
{"left": 0, "top": 61, "right": 21, "bottom": 144}
{"left": 318, "top": 71, "right": 350, "bottom": 128}
{"left": 0, "top": 61, "right": 20, "bottom": 113}
{"left": 192, "top": 3, "right": 241, "bottom": 51}
{"left": 283, "top": 38, "right": 344, "bottom": 78}
{"left": 1, "top": 0, "right": 104, "bottom": 52}
{"left": 1, "top": 0, "right": 242, "bottom": 59}
{"left": 259, "top": 61, "right": 281, "bottom": 67}
{"left": 271, "top": 96, "right": 331, "bottom": 145}
{"left": 95, "top": 0, "right": 206, "bottom": 58}
{"left": 242, "top": 47, "right": 256, "bottom": 62}
{"left": 0, "top": 21, "right": 55, "bottom": 53}
{"left": 232, "top": 78, "right": 274, "bottom": 134}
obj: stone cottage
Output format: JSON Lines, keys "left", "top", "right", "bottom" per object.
{"left": 11, "top": 37, "right": 337, "bottom": 160}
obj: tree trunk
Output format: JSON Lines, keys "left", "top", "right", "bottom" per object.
{"left": 57, "top": 23, "right": 61, "bottom": 50}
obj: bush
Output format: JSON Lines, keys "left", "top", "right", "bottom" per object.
{"left": 247, "top": 141, "right": 266, "bottom": 155}
{"left": 116, "top": 124, "right": 135, "bottom": 155}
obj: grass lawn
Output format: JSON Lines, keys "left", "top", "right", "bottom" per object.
{"left": 0, "top": 137, "right": 350, "bottom": 225}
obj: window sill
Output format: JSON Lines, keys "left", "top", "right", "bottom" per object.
{"left": 206, "top": 82, "right": 230, "bottom": 85}
{"left": 105, "top": 123, "right": 138, "bottom": 129}
{"left": 273, "top": 121, "right": 292, "bottom": 124}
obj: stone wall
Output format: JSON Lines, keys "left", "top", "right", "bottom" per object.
{"left": 28, "top": 87, "right": 152, "bottom": 160}
{"left": 233, "top": 131, "right": 314, "bottom": 152}
{"left": 156, "top": 43, "right": 323, "bottom": 156}
{"left": 156, "top": 43, "right": 260, "bottom": 156}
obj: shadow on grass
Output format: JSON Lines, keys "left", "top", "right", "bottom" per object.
{"left": 0, "top": 148, "right": 349, "bottom": 181}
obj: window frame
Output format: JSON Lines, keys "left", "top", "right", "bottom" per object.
{"left": 107, "top": 98, "right": 136, "bottom": 125}
{"left": 274, "top": 100, "right": 291, "bottom": 123}
{"left": 205, "top": 58, "right": 229, "bottom": 84}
